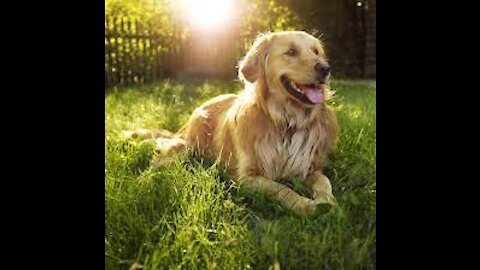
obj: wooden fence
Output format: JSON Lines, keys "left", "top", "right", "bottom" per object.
{"left": 106, "top": 16, "right": 172, "bottom": 87}
{"left": 105, "top": 15, "right": 245, "bottom": 88}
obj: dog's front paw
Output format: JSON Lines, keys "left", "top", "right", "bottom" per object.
{"left": 292, "top": 197, "right": 322, "bottom": 216}
{"left": 313, "top": 191, "right": 337, "bottom": 206}
{"left": 293, "top": 195, "right": 337, "bottom": 217}
{"left": 293, "top": 201, "right": 313, "bottom": 217}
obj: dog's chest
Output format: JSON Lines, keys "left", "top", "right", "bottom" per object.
{"left": 255, "top": 126, "right": 323, "bottom": 180}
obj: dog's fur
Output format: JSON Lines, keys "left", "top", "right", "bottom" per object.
{"left": 126, "top": 31, "right": 339, "bottom": 216}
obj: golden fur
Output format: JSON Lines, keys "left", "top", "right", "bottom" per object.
{"left": 126, "top": 31, "right": 339, "bottom": 216}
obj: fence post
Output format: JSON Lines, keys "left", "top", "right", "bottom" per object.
{"left": 364, "top": 0, "right": 376, "bottom": 78}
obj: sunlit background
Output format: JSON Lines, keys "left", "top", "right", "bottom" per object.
{"left": 105, "top": 0, "right": 376, "bottom": 87}
{"left": 179, "top": 0, "right": 235, "bottom": 30}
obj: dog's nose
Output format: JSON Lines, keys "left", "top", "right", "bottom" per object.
{"left": 314, "top": 63, "right": 331, "bottom": 78}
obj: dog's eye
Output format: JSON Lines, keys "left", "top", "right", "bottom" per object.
{"left": 285, "top": 48, "right": 298, "bottom": 56}
{"left": 313, "top": 48, "right": 319, "bottom": 55}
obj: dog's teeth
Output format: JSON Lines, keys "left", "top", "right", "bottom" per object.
{"left": 293, "top": 84, "right": 301, "bottom": 92}
{"left": 289, "top": 81, "right": 304, "bottom": 93}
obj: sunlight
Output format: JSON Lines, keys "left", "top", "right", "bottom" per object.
{"left": 181, "top": 0, "right": 234, "bottom": 30}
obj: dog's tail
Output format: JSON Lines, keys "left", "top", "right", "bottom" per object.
{"left": 123, "top": 128, "right": 187, "bottom": 166}
{"left": 122, "top": 128, "right": 176, "bottom": 141}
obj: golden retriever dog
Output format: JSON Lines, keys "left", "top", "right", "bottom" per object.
{"left": 126, "top": 31, "right": 338, "bottom": 216}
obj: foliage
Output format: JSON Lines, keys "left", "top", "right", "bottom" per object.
{"left": 105, "top": 0, "right": 302, "bottom": 39}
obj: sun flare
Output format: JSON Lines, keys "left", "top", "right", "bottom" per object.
{"left": 182, "top": 0, "right": 234, "bottom": 30}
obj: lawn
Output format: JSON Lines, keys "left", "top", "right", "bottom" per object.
{"left": 105, "top": 79, "right": 376, "bottom": 270}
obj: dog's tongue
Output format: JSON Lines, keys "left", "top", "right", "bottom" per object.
{"left": 302, "top": 86, "right": 324, "bottom": 104}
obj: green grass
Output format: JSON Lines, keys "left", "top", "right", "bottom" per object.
{"left": 105, "top": 79, "right": 376, "bottom": 270}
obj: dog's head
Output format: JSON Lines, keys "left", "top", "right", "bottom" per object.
{"left": 239, "top": 31, "right": 331, "bottom": 107}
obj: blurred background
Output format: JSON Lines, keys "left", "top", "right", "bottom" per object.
{"left": 105, "top": 0, "right": 376, "bottom": 89}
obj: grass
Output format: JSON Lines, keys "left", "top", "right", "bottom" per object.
{"left": 105, "top": 79, "right": 376, "bottom": 270}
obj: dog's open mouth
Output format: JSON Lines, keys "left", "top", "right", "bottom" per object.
{"left": 280, "top": 75, "right": 325, "bottom": 104}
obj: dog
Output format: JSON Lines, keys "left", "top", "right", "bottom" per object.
{"left": 125, "top": 31, "right": 339, "bottom": 216}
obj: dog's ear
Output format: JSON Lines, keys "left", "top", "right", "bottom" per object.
{"left": 238, "top": 33, "right": 273, "bottom": 83}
